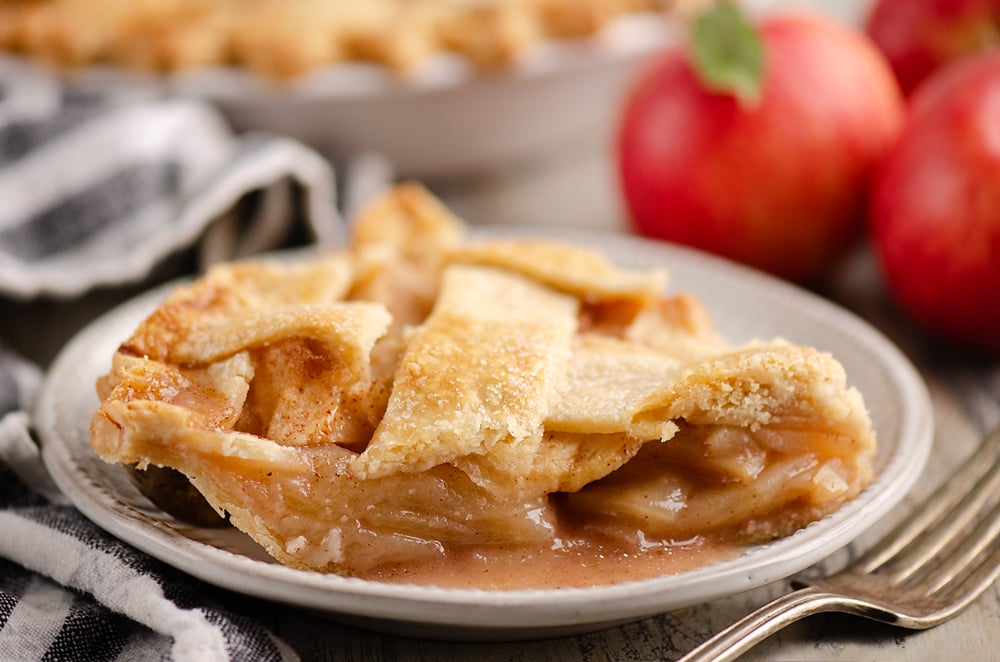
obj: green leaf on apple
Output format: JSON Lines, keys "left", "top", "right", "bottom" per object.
{"left": 690, "top": 1, "right": 764, "bottom": 107}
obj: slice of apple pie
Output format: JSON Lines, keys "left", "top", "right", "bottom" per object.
{"left": 90, "top": 184, "right": 876, "bottom": 589}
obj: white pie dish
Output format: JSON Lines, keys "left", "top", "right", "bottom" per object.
{"left": 36, "top": 227, "right": 933, "bottom": 640}
{"left": 1, "top": 14, "right": 676, "bottom": 178}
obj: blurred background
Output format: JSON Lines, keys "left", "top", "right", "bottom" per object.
{"left": 0, "top": 0, "right": 875, "bottom": 232}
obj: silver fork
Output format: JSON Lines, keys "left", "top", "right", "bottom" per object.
{"left": 678, "top": 424, "right": 1000, "bottom": 662}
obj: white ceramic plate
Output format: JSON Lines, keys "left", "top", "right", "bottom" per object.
{"left": 36, "top": 227, "right": 933, "bottom": 640}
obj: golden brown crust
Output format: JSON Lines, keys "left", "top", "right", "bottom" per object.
{"left": 353, "top": 264, "right": 580, "bottom": 479}
{"left": 448, "top": 239, "right": 668, "bottom": 303}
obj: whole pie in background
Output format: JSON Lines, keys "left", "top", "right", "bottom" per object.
{"left": 0, "top": 0, "right": 676, "bottom": 79}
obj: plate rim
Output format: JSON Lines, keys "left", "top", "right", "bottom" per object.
{"left": 36, "top": 228, "right": 934, "bottom": 634}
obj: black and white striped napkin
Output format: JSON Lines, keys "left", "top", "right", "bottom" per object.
{"left": 0, "top": 348, "right": 297, "bottom": 661}
{"left": 0, "top": 60, "right": 351, "bottom": 661}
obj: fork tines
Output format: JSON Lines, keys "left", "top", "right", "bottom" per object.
{"left": 852, "top": 424, "right": 1000, "bottom": 620}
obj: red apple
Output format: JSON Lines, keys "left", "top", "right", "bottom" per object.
{"left": 870, "top": 51, "right": 1000, "bottom": 354}
{"left": 866, "top": 0, "right": 1000, "bottom": 96}
{"left": 618, "top": 13, "right": 905, "bottom": 283}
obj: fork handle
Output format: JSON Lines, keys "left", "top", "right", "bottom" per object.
{"left": 676, "top": 585, "right": 851, "bottom": 662}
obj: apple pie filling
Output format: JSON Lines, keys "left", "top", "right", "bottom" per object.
{"left": 90, "top": 184, "right": 876, "bottom": 588}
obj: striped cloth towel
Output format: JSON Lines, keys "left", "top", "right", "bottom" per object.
{"left": 1, "top": 349, "right": 297, "bottom": 661}
{"left": 0, "top": 61, "right": 350, "bottom": 661}
{"left": 0, "top": 59, "right": 341, "bottom": 299}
